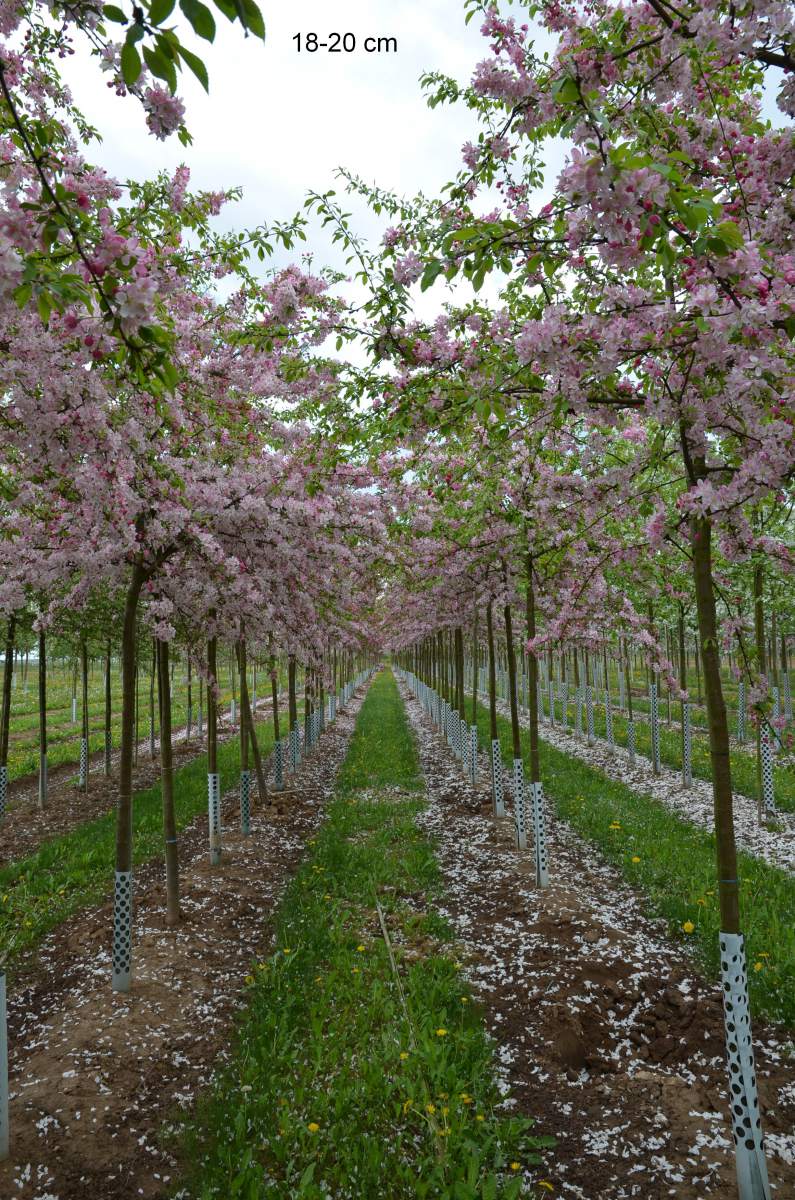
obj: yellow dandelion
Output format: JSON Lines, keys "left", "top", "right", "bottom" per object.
{"left": 754, "top": 961, "right": 764, "bottom": 972}
{"left": 697, "top": 898, "right": 707, "bottom": 906}
{"left": 357, "top": 944, "right": 366, "bottom": 952}
{"left": 460, "top": 996, "right": 469, "bottom": 1004}
{"left": 682, "top": 920, "right": 695, "bottom": 934}
{"left": 631, "top": 856, "right": 641, "bottom": 863}
{"left": 475, "top": 1114, "right": 485, "bottom": 1122}
{"left": 399, "top": 1052, "right": 409, "bottom": 1060}
{"left": 282, "top": 948, "right": 291, "bottom": 955}
{"left": 510, "top": 1162, "right": 521, "bottom": 1172}
{"left": 244, "top": 975, "right": 255, "bottom": 985}
{"left": 436, "top": 1028, "right": 447, "bottom": 1037}
{"left": 307, "top": 1122, "right": 320, "bottom": 1133}
{"left": 426, "top": 1103, "right": 436, "bottom": 1114}
{"left": 351, "top": 967, "right": 360, "bottom": 974}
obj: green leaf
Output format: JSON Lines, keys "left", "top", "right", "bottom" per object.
{"left": 177, "top": 44, "right": 209, "bottom": 91}
{"left": 143, "top": 45, "right": 178, "bottom": 91}
{"left": 714, "top": 219, "right": 744, "bottom": 250}
{"left": 148, "top": 0, "right": 176, "bottom": 24}
{"left": 179, "top": 0, "right": 216, "bottom": 41}
{"left": 120, "top": 41, "right": 142, "bottom": 86}
{"left": 238, "top": 0, "right": 265, "bottom": 38}
{"left": 102, "top": 4, "right": 128, "bottom": 21}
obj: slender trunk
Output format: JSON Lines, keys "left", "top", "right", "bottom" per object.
{"left": 157, "top": 640, "right": 180, "bottom": 926}
{"left": 112, "top": 562, "right": 147, "bottom": 991}
{"left": 486, "top": 602, "right": 498, "bottom": 742}
{"left": 238, "top": 642, "right": 268, "bottom": 802}
{"left": 470, "top": 609, "right": 478, "bottom": 724}
{"left": 38, "top": 627, "right": 47, "bottom": 810}
{"left": 525, "top": 556, "right": 540, "bottom": 783}
{"left": 504, "top": 605, "right": 521, "bottom": 760}
{"left": 104, "top": 637, "right": 112, "bottom": 776}
{"left": 753, "top": 563, "right": 766, "bottom": 816}
{"left": 207, "top": 636, "right": 221, "bottom": 866}
{"left": 186, "top": 656, "right": 193, "bottom": 743}
{"left": 149, "top": 640, "right": 157, "bottom": 758}
{"left": 0, "top": 615, "right": 15, "bottom": 769}
{"left": 81, "top": 640, "right": 89, "bottom": 792}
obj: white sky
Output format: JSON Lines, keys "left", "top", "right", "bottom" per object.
{"left": 61, "top": 0, "right": 560, "bottom": 282}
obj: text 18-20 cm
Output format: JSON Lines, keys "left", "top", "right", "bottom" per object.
{"left": 292, "top": 33, "right": 397, "bottom": 53}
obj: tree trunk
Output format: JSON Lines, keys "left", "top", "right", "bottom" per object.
{"left": 157, "top": 640, "right": 180, "bottom": 926}
{"left": 0, "top": 615, "right": 15, "bottom": 820}
{"left": 81, "top": 639, "right": 89, "bottom": 792}
{"left": 207, "top": 636, "right": 221, "bottom": 866}
{"left": 112, "top": 562, "right": 146, "bottom": 992}
{"left": 238, "top": 641, "right": 268, "bottom": 803}
{"left": 104, "top": 637, "right": 112, "bottom": 776}
{"left": 38, "top": 627, "right": 47, "bottom": 810}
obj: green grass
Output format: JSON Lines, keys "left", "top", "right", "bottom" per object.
{"left": 0, "top": 718, "right": 277, "bottom": 972}
{"left": 174, "top": 670, "right": 552, "bottom": 1200}
{"left": 476, "top": 702, "right": 795, "bottom": 1028}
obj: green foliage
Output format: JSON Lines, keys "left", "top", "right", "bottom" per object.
{"left": 174, "top": 672, "right": 552, "bottom": 1198}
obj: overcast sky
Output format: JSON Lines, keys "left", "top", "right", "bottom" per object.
{"left": 60, "top": 0, "right": 557, "bottom": 279}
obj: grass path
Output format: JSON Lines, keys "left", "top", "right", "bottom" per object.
{"left": 175, "top": 669, "right": 552, "bottom": 1200}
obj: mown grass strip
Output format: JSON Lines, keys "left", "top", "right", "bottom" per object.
{"left": 175, "top": 670, "right": 552, "bottom": 1200}
{"left": 0, "top": 719, "right": 277, "bottom": 971}
{"left": 476, "top": 703, "right": 795, "bottom": 1028}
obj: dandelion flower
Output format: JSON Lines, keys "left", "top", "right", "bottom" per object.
{"left": 436, "top": 1028, "right": 447, "bottom": 1037}
{"left": 754, "top": 961, "right": 764, "bottom": 972}
{"left": 631, "top": 856, "right": 641, "bottom": 864}
{"left": 399, "top": 1052, "right": 409, "bottom": 1060}
{"left": 357, "top": 944, "right": 366, "bottom": 952}
{"left": 307, "top": 1122, "right": 320, "bottom": 1133}
{"left": 475, "top": 1114, "right": 485, "bottom": 1122}
{"left": 510, "top": 1162, "right": 521, "bottom": 1171}
{"left": 426, "top": 1103, "right": 436, "bottom": 1114}
{"left": 682, "top": 920, "right": 695, "bottom": 934}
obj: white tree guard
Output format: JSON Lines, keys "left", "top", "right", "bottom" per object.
{"left": 112, "top": 869, "right": 133, "bottom": 992}
{"left": 530, "top": 781, "right": 550, "bottom": 889}
{"left": 627, "top": 719, "right": 636, "bottom": 764}
{"left": 38, "top": 753, "right": 47, "bottom": 808}
{"left": 290, "top": 727, "right": 299, "bottom": 772}
{"left": 513, "top": 758, "right": 527, "bottom": 850}
{"left": 470, "top": 725, "right": 478, "bottom": 785}
{"left": 0, "top": 766, "right": 6, "bottom": 823}
{"left": 0, "top": 971, "right": 8, "bottom": 1160}
{"left": 783, "top": 673, "right": 792, "bottom": 722}
{"left": 561, "top": 681, "right": 570, "bottom": 727}
{"left": 71, "top": 696, "right": 77, "bottom": 724}
{"left": 491, "top": 739, "right": 505, "bottom": 818}
{"left": 548, "top": 680, "right": 555, "bottom": 726}
{"left": 79, "top": 738, "right": 88, "bottom": 789}
{"left": 719, "top": 932, "right": 772, "bottom": 1200}
{"left": 760, "top": 730, "right": 776, "bottom": 816}
{"left": 274, "top": 739, "right": 284, "bottom": 790}
{"left": 240, "top": 769, "right": 251, "bottom": 835}
{"left": 208, "top": 771, "right": 221, "bottom": 865}
{"left": 605, "top": 693, "right": 614, "bottom": 749}
{"left": 650, "top": 683, "right": 661, "bottom": 773}
{"left": 618, "top": 674, "right": 626, "bottom": 712}
{"left": 537, "top": 681, "right": 545, "bottom": 724}
{"left": 575, "top": 687, "right": 583, "bottom": 737}
{"left": 683, "top": 702, "right": 692, "bottom": 787}
{"left": 738, "top": 679, "right": 746, "bottom": 743}
{"left": 586, "top": 686, "right": 595, "bottom": 744}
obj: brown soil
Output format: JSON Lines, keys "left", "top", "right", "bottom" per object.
{"left": 0, "top": 689, "right": 367, "bottom": 1200}
{"left": 398, "top": 678, "right": 795, "bottom": 1200}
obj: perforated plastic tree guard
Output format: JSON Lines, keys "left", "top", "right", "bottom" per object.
{"left": 491, "top": 739, "right": 505, "bottom": 818}
{"left": 240, "top": 769, "right": 251, "bottom": 835}
{"left": 208, "top": 771, "right": 221, "bottom": 865}
{"left": 112, "top": 870, "right": 133, "bottom": 992}
{"left": 719, "top": 932, "right": 771, "bottom": 1200}
{"left": 683, "top": 702, "right": 692, "bottom": 787}
{"left": 513, "top": 758, "right": 527, "bottom": 850}
{"left": 531, "top": 781, "right": 549, "bottom": 889}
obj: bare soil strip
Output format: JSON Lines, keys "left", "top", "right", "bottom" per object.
{"left": 399, "top": 678, "right": 795, "bottom": 1200}
{"left": 0, "top": 686, "right": 367, "bottom": 1200}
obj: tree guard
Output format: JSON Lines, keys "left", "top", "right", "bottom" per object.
{"left": 239, "top": 768, "right": 251, "bottom": 835}
{"left": 0, "top": 971, "right": 7, "bottom": 1160}
{"left": 491, "top": 739, "right": 505, "bottom": 818}
{"left": 470, "top": 725, "right": 478, "bottom": 785}
{"left": 719, "top": 932, "right": 772, "bottom": 1200}
{"left": 0, "top": 766, "right": 5, "bottom": 823}
{"left": 586, "top": 684, "right": 595, "bottom": 744}
{"left": 112, "top": 870, "right": 133, "bottom": 992}
{"left": 575, "top": 686, "right": 584, "bottom": 737}
{"left": 650, "top": 682, "right": 661, "bottom": 773}
{"left": 683, "top": 701, "right": 692, "bottom": 787}
{"left": 513, "top": 758, "right": 527, "bottom": 850}
{"left": 208, "top": 771, "right": 221, "bottom": 865}
{"left": 605, "top": 692, "right": 614, "bottom": 750}
{"left": 760, "top": 729, "right": 776, "bottom": 816}
{"left": 79, "top": 737, "right": 88, "bottom": 790}
{"left": 530, "top": 781, "right": 549, "bottom": 890}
